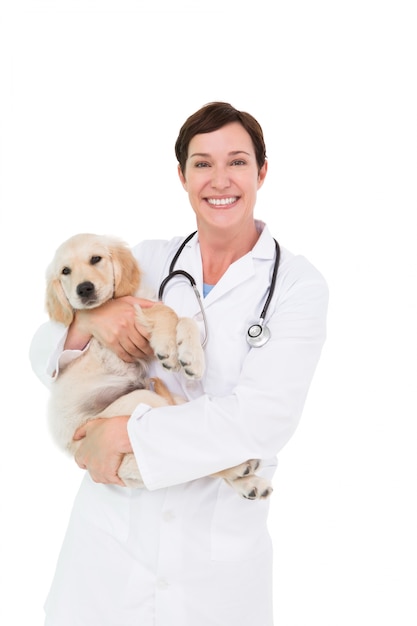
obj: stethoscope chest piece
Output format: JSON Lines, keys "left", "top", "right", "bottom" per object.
{"left": 247, "top": 322, "right": 271, "bottom": 348}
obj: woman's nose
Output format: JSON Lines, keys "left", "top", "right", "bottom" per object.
{"left": 210, "top": 166, "right": 230, "bottom": 189}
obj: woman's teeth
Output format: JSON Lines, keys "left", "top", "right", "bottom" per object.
{"left": 207, "top": 197, "right": 237, "bottom": 206}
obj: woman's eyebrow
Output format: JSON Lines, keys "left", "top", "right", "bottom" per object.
{"left": 189, "top": 152, "right": 210, "bottom": 159}
{"left": 189, "top": 150, "right": 251, "bottom": 159}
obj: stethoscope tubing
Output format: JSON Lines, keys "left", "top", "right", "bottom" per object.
{"left": 157, "top": 231, "right": 280, "bottom": 348}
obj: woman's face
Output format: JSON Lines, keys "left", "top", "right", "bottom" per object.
{"left": 178, "top": 122, "right": 267, "bottom": 236}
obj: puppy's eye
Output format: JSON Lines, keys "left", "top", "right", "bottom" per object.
{"left": 90, "top": 256, "right": 102, "bottom": 265}
{"left": 62, "top": 267, "right": 71, "bottom": 275}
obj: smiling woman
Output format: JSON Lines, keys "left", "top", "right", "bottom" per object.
{"left": 176, "top": 106, "right": 269, "bottom": 283}
{"left": 30, "top": 102, "right": 328, "bottom": 626}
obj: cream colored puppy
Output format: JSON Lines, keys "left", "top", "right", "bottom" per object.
{"left": 45, "top": 233, "right": 272, "bottom": 500}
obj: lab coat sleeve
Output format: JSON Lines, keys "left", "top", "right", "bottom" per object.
{"left": 127, "top": 261, "right": 329, "bottom": 490}
{"left": 29, "top": 320, "right": 85, "bottom": 388}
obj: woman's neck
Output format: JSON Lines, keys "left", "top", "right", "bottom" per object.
{"left": 198, "top": 223, "right": 260, "bottom": 285}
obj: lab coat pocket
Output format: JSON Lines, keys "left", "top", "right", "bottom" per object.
{"left": 75, "top": 474, "right": 131, "bottom": 543}
{"left": 210, "top": 462, "right": 276, "bottom": 562}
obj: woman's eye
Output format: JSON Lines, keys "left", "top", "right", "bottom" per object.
{"left": 90, "top": 256, "right": 102, "bottom": 265}
{"left": 62, "top": 267, "right": 71, "bottom": 276}
{"left": 195, "top": 162, "right": 210, "bottom": 168}
{"left": 231, "top": 159, "right": 246, "bottom": 166}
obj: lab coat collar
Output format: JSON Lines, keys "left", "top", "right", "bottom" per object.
{"left": 180, "top": 221, "right": 277, "bottom": 308}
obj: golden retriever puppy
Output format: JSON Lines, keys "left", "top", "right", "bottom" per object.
{"left": 45, "top": 233, "right": 272, "bottom": 499}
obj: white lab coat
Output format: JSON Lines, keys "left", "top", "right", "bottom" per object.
{"left": 31, "top": 223, "right": 328, "bottom": 626}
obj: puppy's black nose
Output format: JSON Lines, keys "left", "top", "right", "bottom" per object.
{"left": 76, "top": 281, "right": 95, "bottom": 299}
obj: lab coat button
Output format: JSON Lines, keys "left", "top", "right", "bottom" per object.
{"left": 162, "top": 510, "right": 175, "bottom": 522}
{"left": 156, "top": 578, "right": 169, "bottom": 590}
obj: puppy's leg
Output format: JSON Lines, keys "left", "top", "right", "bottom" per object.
{"left": 135, "top": 303, "right": 205, "bottom": 380}
{"left": 99, "top": 388, "right": 172, "bottom": 417}
{"left": 214, "top": 459, "right": 261, "bottom": 481}
{"left": 135, "top": 303, "right": 181, "bottom": 372}
{"left": 214, "top": 460, "right": 273, "bottom": 500}
{"left": 176, "top": 317, "right": 205, "bottom": 379}
{"left": 118, "top": 453, "right": 145, "bottom": 488}
{"left": 225, "top": 475, "right": 273, "bottom": 500}
{"left": 87, "top": 388, "right": 173, "bottom": 488}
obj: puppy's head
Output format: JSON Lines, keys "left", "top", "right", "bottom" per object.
{"left": 45, "top": 233, "right": 141, "bottom": 326}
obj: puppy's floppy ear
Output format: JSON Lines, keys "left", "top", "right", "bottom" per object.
{"left": 45, "top": 276, "right": 75, "bottom": 326}
{"left": 109, "top": 240, "right": 141, "bottom": 297}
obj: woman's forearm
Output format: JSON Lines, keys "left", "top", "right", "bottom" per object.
{"left": 63, "top": 311, "right": 92, "bottom": 350}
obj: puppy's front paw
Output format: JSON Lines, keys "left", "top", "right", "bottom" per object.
{"left": 176, "top": 318, "right": 205, "bottom": 379}
{"left": 152, "top": 335, "right": 181, "bottom": 372}
{"left": 135, "top": 303, "right": 180, "bottom": 373}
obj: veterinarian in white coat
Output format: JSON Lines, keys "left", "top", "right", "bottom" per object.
{"left": 30, "top": 102, "right": 328, "bottom": 626}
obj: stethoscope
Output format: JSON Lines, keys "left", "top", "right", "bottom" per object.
{"left": 158, "top": 231, "right": 280, "bottom": 348}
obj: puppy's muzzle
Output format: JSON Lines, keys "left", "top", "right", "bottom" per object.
{"left": 76, "top": 281, "right": 97, "bottom": 304}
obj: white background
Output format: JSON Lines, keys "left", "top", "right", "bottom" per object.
{"left": 1, "top": 1, "right": 416, "bottom": 624}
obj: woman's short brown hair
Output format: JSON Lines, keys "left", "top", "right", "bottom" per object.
{"left": 175, "top": 102, "right": 267, "bottom": 175}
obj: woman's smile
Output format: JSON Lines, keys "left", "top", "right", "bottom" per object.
{"left": 206, "top": 196, "right": 239, "bottom": 207}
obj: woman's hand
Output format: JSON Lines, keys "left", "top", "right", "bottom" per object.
{"left": 66, "top": 296, "right": 155, "bottom": 362}
{"left": 73, "top": 416, "right": 133, "bottom": 486}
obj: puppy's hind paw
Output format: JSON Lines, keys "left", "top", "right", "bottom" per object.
{"left": 214, "top": 459, "right": 260, "bottom": 481}
{"left": 228, "top": 475, "right": 273, "bottom": 500}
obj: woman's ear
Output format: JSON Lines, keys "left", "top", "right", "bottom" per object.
{"left": 257, "top": 160, "right": 268, "bottom": 189}
{"left": 178, "top": 163, "right": 188, "bottom": 190}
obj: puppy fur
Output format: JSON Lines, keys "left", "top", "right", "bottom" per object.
{"left": 45, "top": 233, "right": 272, "bottom": 499}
